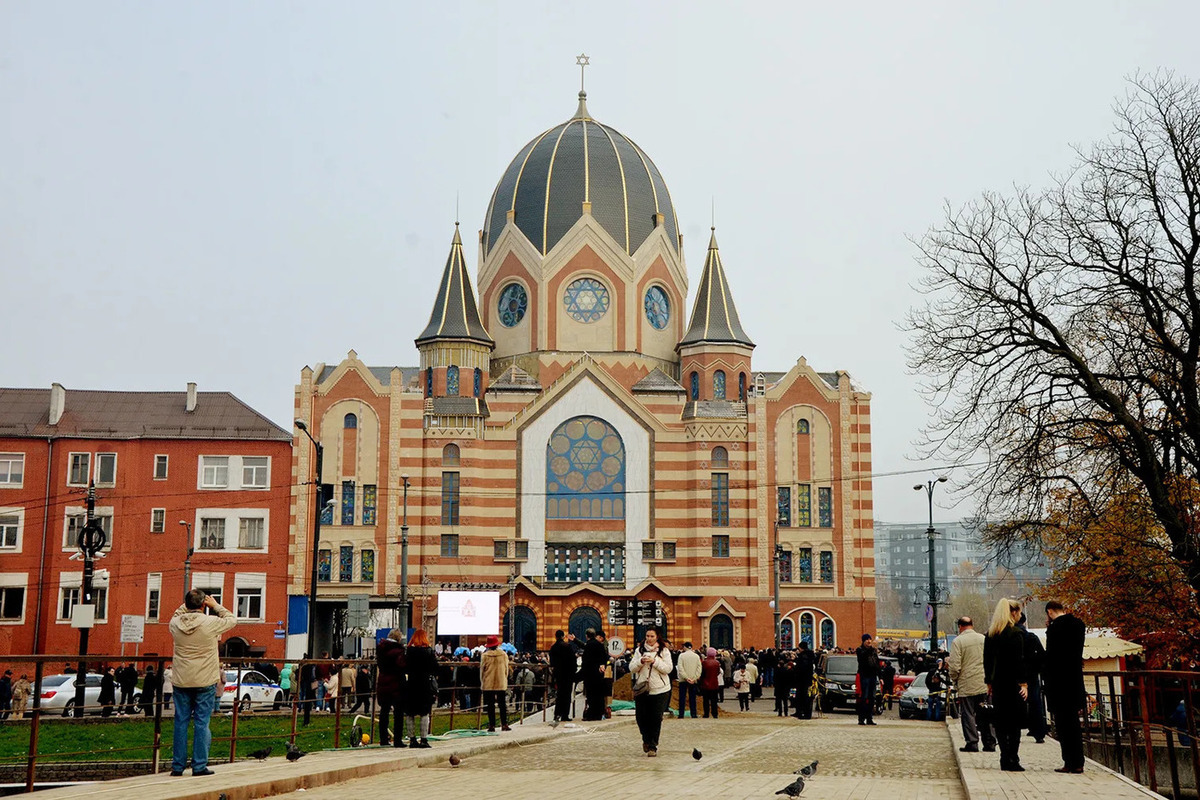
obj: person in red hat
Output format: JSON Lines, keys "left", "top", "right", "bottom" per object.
{"left": 481, "top": 634, "right": 513, "bottom": 732}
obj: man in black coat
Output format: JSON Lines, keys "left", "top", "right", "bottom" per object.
{"left": 1044, "top": 600, "right": 1087, "bottom": 774}
{"left": 773, "top": 654, "right": 794, "bottom": 716}
{"left": 549, "top": 629, "right": 577, "bottom": 724}
{"left": 580, "top": 628, "right": 608, "bottom": 721}
{"left": 793, "top": 642, "right": 816, "bottom": 719}
{"left": 117, "top": 664, "right": 139, "bottom": 715}
{"left": 1016, "top": 613, "right": 1048, "bottom": 742}
{"left": 855, "top": 634, "right": 880, "bottom": 725}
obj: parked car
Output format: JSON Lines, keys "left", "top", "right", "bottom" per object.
{"left": 898, "top": 671, "right": 936, "bottom": 719}
{"left": 36, "top": 673, "right": 140, "bottom": 716}
{"left": 817, "top": 654, "right": 912, "bottom": 713}
{"left": 218, "top": 670, "right": 284, "bottom": 712}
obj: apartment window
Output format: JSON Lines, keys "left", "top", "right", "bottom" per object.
{"left": 146, "top": 573, "right": 162, "bottom": 622}
{"left": 339, "top": 545, "right": 354, "bottom": 582}
{"left": 495, "top": 540, "right": 509, "bottom": 559}
{"left": 154, "top": 454, "right": 169, "bottom": 480}
{"left": 242, "top": 456, "right": 269, "bottom": 488}
{"left": 65, "top": 512, "right": 112, "bottom": 550}
{"left": 440, "top": 534, "right": 459, "bottom": 558}
{"left": 150, "top": 509, "right": 165, "bottom": 533}
{"left": 711, "top": 473, "right": 729, "bottom": 527}
{"left": 642, "top": 541, "right": 656, "bottom": 560}
{"left": 514, "top": 540, "right": 529, "bottom": 559}
{"left": 201, "top": 456, "right": 229, "bottom": 488}
{"left": 95, "top": 453, "right": 117, "bottom": 487}
{"left": 796, "top": 484, "right": 812, "bottom": 527}
{"left": 818, "top": 487, "right": 833, "bottom": 527}
{"left": 238, "top": 517, "right": 265, "bottom": 549}
{"left": 199, "top": 518, "right": 226, "bottom": 549}
{"left": 341, "top": 481, "right": 355, "bottom": 525}
{"left": 1, "top": 585, "right": 25, "bottom": 621}
{"left": 441, "top": 472, "right": 460, "bottom": 525}
{"left": 318, "top": 550, "right": 332, "bottom": 582}
{"left": 0, "top": 454, "right": 25, "bottom": 486}
{"left": 68, "top": 453, "right": 90, "bottom": 486}
{"left": 196, "top": 586, "right": 222, "bottom": 614}
{"left": 236, "top": 587, "right": 264, "bottom": 620}
{"left": 712, "top": 534, "right": 730, "bottom": 558}
{"left": 60, "top": 587, "right": 108, "bottom": 621}
{"left": 360, "top": 549, "right": 375, "bottom": 582}
{"left": 0, "top": 514, "right": 19, "bottom": 548}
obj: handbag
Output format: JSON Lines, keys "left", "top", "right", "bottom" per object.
{"left": 632, "top": 679, "right": 650, "bottom": 697}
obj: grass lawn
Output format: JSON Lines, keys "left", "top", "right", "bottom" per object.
{"left": 0, "top": 706, "right": 539, "bottom": 765}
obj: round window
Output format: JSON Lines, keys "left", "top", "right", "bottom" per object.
{"left": 643, "top": 286, "right": 670, "bottom": 330}
{"left": 498, "top": 283, "right": 528, "bottom": 328}
{"left": 563, "top": 278, "right": 610, "bottom": 323}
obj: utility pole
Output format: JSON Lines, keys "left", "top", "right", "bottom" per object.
{"left": 296, "top": 420, "right": 324, "bottom": 657}
{"left": 73, "top": 482, "right": 105, "bottom": 718}
{"left": 914, "top": 477, "right": 948, "bottom": 654}
{"left": 773, "top": 517, "right": 783, "bottom": 649}
{"left": 399, "top": 475, "right": 410, "bottom": 634}
{"left": 179, "top": 521, "right": 193, "bottom": 593}
{"left": 507, "top": 566, "right": 517, "bottom": 644}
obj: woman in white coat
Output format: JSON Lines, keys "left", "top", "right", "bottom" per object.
{"left": 628, "top": 628, "right": 673, "bottom": 757}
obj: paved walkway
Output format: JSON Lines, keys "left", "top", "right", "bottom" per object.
{"left": 25, "top": 699, "right": 1159, "bottom": 800}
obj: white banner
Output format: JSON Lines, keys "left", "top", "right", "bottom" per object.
{"left": 436, "top": 591, "right": 500, "bottom": 635}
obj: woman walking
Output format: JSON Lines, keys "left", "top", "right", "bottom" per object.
{"left": 376, "top": 630, "right": 407, "bottom": 746}
{"left": 628, "top": 628, "right": 673, "bottom": 757}
{"left": 404, "top": 629, "right": 438, "bottom": 748}
{"left": 984, "top": 598, "right": 1029, "bottom": 772}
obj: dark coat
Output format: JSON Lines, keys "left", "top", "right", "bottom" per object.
{"left": 375, "top": 638, "right": 406, "bottom": 701}
{"left": 699, "top": 656, "right": 721, "bottom": 691}
{"left": 1044, "top": 612, "right": 1086, "bottom": 709}
{"left": 140, "top": 670, "right": 159, "bottom": 707}
{"left": 117, "top": 666, "right": 138, "bottom": 692}
{"left": 580, "top": 638, "right": 608, "bottom": 688}
{"left": 773, "top": 662, "right": 793, "bottom": 698}
{"left": 856, "top": 644, "right": 879, "bottom": 677}
{"left": 99, "top": 672, "right": 116, "bottom": 704}
{"left": 0, "top": 676, "right": 11, "bottom": 705}
{"left": 549, "top": 640, "right": 577, "bottom": 684}
{"left": 404, "top": 645, "right": 438, "bottom": 715}
{"left": 795, "top": 649, "right": 815, "bottom": 683}
{"left": 984, "top": 625, "right": 1027, "bottom": 690}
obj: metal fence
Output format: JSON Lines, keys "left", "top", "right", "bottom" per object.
{"left": 0, "top": 654, "right": 557, "bottom": 794}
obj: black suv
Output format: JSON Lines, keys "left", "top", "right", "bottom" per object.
{"left": 816, "top": 653, "right": 899, "bottom": 713}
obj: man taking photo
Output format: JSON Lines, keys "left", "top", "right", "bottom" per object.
{"left": 169, "top": 589, "right": 236, "bottom": 777}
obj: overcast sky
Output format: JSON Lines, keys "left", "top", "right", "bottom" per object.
{"left": 4, "top": 2, "right": 1199, "bottom": 525}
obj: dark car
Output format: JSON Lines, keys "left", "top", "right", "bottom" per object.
{"left": 817, "top": 654, "right": 910, "bottom": 713}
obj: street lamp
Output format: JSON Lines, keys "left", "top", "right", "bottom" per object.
{"left": 296, "top": 419, "right": 324, "bottom": 657}
{"left": 399, "top": 474, "right": 411, "bottom": 634}
{"left": 773, "top": 515, "right": 784, "bottom": 649}
{"left": 178, "top": 520, "right": 193, "bottom": 593}
{"left": 914, "top": 477, "right": 948, "bottom": 654}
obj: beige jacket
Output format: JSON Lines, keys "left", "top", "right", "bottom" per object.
{"left": 677, "top": 649, "right": 703, "bottom": 682}
{"left": 947, "top": 628, "right": 987, "bottom": 697}
{"left": 168, "top": 603, "right": 237, "bottom": 688}
{"left": 481, "top": 648, "right": 511, "bottom": 691}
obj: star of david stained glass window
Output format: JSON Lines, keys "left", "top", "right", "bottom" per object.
{"left": 545, "top": 415, "right": 625, "bottom": 519}
{"left": 643, "top": 286, "right": 669, "bottom": 330}
{"left": 563, "top": 278, "right": 610, "bottom": 323}
{"left": 498, "top": 283, "right": 528, "bottom": 327}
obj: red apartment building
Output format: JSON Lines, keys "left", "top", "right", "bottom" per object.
{"left": 0, "top": 383, "right": 292, "bottom": 659}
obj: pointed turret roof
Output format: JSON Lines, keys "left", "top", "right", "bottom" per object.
{"left": 678, "top": 228, "right": 754, "bottom": 348}
{"left": 416, "top": 224, "right": 494, "bottom": 348}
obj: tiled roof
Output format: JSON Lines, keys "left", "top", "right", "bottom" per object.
{"left": 430, "top": 397, "right": 489, "bottom": 417}
{"left": 489, "top": 364, "right": 541, "bottom": 391}
{"left": 415, "top": 224, "right": 494, "bottom": 348}
{"left": 315, "top": 366, "right": 422, "bottom": 389}
{"left": 682, "top": 400, "right": 747, "bottom": 420}
{"left": 0, "top": 388, "right": 290, "bottom": 441}
{"left": 678, "top": 228, "right": 754, "bottom": 348}
{"left": 632, "top": 368, "right": 685, "bottom": 393}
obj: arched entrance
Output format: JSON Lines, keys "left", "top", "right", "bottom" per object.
{"left": 222, "top": 636, "right": 249, "bottom": 658}
{"left": 709, "top": 614, "right": 733, "bottom": 650}
{"left": 504, "top": 606, "right": 538, "bottom": 654}
{"left": 568, "top": 606, "right": 603, "bottom": 643}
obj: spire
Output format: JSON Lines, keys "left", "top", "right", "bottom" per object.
{"left": 415, "top": 223, "right": 495, "bottom": 348}
{"left": 678, "top": 227, "right": 755, "bottom": 349}
{"left": 573, "top": 53, "right": 591, "bottom": 120}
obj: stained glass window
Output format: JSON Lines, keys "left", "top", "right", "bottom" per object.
{"left": 320, "top": 484, "right": 334, "bottom": 525}
{"left": 797, "top": 547, "right": 813, "bottom": 582}
{"left": 447, "top": 366, "right": 459, "bottom": 396}
{"left": 713, "top": 370, "right": 726, "bottom": 400}
{"left": 739, "top": 373, "right": 747, "bottom": 401}
{"left": 362, "top": 484, "right": 377, "bottom": 525}
{"left": 818, "top": 487, "right": 833, "bottom": 527}
{"left": 442, "top": 443, "right": 460, "bottom": 465}
{"left": 778, "top": 549, "right": 792, "bottom": 582}
{"left": 318, "top": 549, "right": 331, "bottom": 582}
{"left": 441, "top": 472, "right": 460, "bottom": 525}
{"left": 711, "top": 446, "right": 728, "bottom": 467}
{"left": 777, "top": 486, "right": 791, "bottom": 526}
{"left": 780, "top": 618, "right": 794, "bottom": 649}
{"left": 690, "top": 372, "right": 699, "bottom": 401}
{"left": 563, "top": 277, "right": 610, "bottom": 323}
{"left": 711, "top": 473, "right": 729, "bottom": 527}
{"left": 498, "top": 282, "right": 528, "bottom": 327}
{"left": 343, "top": 413, "right": 357, "bottom": 429}
{"left": 474, "top": 367, "right": 482, "bottom": 397}
{"left": 801, "top": 613, "right": 815, "bottom": 647}
{"left": 820, "top": 550, "right": 834, "bottom": 583}
{"left": 341, "top": 481, "right": 355, "bottom": 526}
{"left": 820, "top": 618, "right": 835, "bottom": 648}
{"left": 796, "top": 484, "right": 812, "bottom": 527}
{"left": 339, "top": 545, "right": 353, "bottom": 582}
{"left": 361, "top": 549, "right": 375, "bottom": 582}
{"left": 425, "top": 367, "right": 433, "bottom": 398}
{"left": 712, "top": 534, "right": 730, "bottom": 557}
{"left": 797, "top": 419, "right": 810, "bottom": 434}
{"left": 643, "top": 285, "right": 669, "bottom": 330}
{"left": 545, "top": 416, "right": 625, "bottom": 519}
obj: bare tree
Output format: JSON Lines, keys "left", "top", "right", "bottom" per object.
{"left": 908, "top": 72, "right": 1200, "bottom": 601}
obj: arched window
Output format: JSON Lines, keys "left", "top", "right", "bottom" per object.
{"left": 739, "top": 372, "right": 747, "bottom": 402}
{"left": 800, "top": 612, "right": 815, "bottom": 647}
{"left": 779, "top": 618, "right": 795, "bottom": 649}
{"left": 446, "top": 365, "right": 459, "bottom": 396}
{"left": 711, "top": 446, "right": 729, "bottom": 467}
{"left": 442, "top": 443, "right": 460, "bottom": 466}
{"left": 820, "top": 618, "right": 835, "bottom": 649}
{"left": 690, "top": 372, "right": 699, "bottom": 401}
{"left": 425, "top": 367, "right": 433, "bottom": 398}
{"left": 797, "top": 419, "right": 810, "bottom": 434}
{"left": 709, "top": 614, "right": 734, "bottom": 650}
{"left": 546, "top": 416, "right": 625, "bottom": 520}
{"left": 343, "top": 413, "right": 357, "bottom": 429}
{"left": 713, "top": 370, "right": 726, "bottom": 400}
{"left": 473, "top": 367, "right": 482, "bottom": 398}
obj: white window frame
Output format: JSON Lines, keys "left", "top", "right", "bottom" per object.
{"left": 199, "top": 456, "right": 230, "bottom": 489}
{"left": 146, "top": 573, "right": 162, "bottom": 622}
{"left": 57, "top": 571, "right": 110, "bottom": 623}
{"left": 154, "top": 454, "right": 169, "bottom": 480}
{"left": 95, "top": 452, "right": 117, "bottom": 487}
{"left": 191, "top": 509, "right": 270, "bottom": 553}
{"left": 0, "top": 574, "right": 28, "bottom": 625}
{"left": 62, "top": 507, "right": 114, "bottom": 551}
{"left": 241, "top": 456, "right": 270, "bottom": 489}
{"left": 198, "top": 517, "right": 226, "bottom": 550}
{"left": 191, "top": 571, "right": 225, "bottom": 614}
{"left": 233, "top": 573, "right": 266, "bottom": 621}
{"left": 237, "top": 517, "right": 265, "bottom": 549}
{"left": 150, "top": 508, "right": 166, "bottom": 533}
{"left": 0, "top": 508, "right": 23, "bottom": 552}
{"left": 67, "top": 452, "right": 91, "bottom": 486}
{"left": 0, "top": 453, "right": 24, "bottom": 488}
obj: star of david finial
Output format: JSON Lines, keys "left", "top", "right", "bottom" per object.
{"left": 576, "top": 53, "right": 590, "bottom": 92}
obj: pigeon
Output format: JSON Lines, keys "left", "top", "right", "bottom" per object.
{"left": 247, "top": 746, "right": 273, "bottom": 761}
{"left": 795, "top": 759, "right": 818, "bottom": 777}
{"left": 692, "top": 748, "right": 702, "bottom": 760}
{"left": 775, "top": 776, "right": 805, "bottom": 796}
{"left": 286, "top": 742, "right": 308, "bottom": 762}
{"left": 448, "top": 754, "right": 461, "bottom": 767}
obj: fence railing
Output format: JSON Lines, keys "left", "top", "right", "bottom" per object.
{"left": 0, "top": 654, "right": 558, "bottom": 794}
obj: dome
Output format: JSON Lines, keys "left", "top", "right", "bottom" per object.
{"left": 482, "top": 93, "right": 679, "bottom": 258}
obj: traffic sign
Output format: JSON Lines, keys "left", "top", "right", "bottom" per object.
{"left": 607, "top": 637, "right": 625, "bottom": 657}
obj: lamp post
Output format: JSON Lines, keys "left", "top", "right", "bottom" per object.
{"left": 913, "top": 477, "right": 948, "bottom": 654}
{"left": 773, "top": 516, "right": 783, "bottom": 649}
{"left": 296, "top": 420, "right": 324, "bottom": 657}
{"left": 399, "top": 474, "right": 410, "bottom": 634}
{"left": 178, "top": 520, "right": 193, "bottom": 593}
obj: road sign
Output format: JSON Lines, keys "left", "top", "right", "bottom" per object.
{"left": 607, "top": 637, "right": 625, "bottom": 657}
{"left": 120, "top": 614, "right": 145, "bottom": 643}
{"left": 925, "top": 604, "right": 934, "bottom": 623}
{"left": 347, "top": 594, "right": 371, "bottom": 628}
{"left": 274, "top": 630, "right": 287, "bottom": 639}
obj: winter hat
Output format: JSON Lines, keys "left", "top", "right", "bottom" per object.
{"left": 485, "top": 635, "right": 501, "bottom": 648}
{"left": 861, "top": 634, "right": 872, "bottom": 642}
{"left": 706, "top": 647, "right": 717, "bottom": 657}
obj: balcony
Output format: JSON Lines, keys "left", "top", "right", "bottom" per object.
{"left": 545, "top": 544, "right": 625, "bottom": 584}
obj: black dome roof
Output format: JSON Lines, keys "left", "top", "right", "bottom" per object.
{"left": 482, "top": 94, "right": 679, "bottom": 258}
